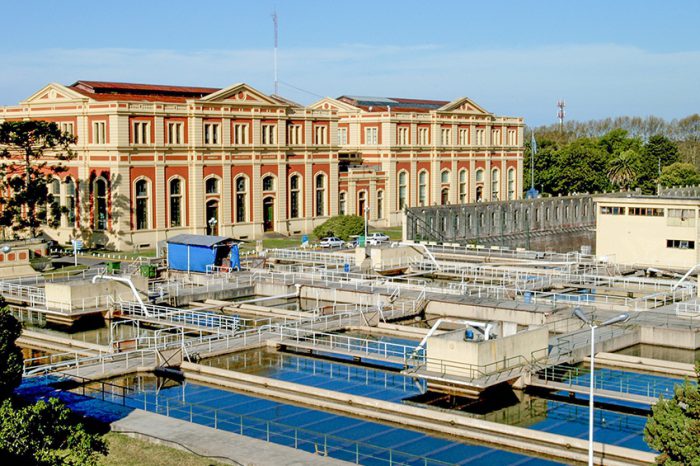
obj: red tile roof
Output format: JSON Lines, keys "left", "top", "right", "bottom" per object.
{"left": 69, "top": 80, "right": 220, "bottom": 103}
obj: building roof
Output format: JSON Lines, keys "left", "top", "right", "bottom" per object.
{"left": 167, "top": 234, "right": 234, "bottom": 247}
{"left": 69, "top": 80, "right": 221, "bottom": 103}
{"left": 337, "top": 95, "right": 450, "bottom": 113}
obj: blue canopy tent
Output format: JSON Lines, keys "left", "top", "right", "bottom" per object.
{"left": 167, "top": 234, "right": 241, "bottom": 273}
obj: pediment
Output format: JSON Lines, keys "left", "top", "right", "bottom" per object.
{"left": 21, "top": 83, "right": 89, "bottom": 104}
{"left": 308, "top": 97, "right": 361, "bottom": 113}
{"left": 438, "top": 97, "right": 491, "bottom": 115}
{"left": 199, "top": 83, "right": 282, "bottom": 106}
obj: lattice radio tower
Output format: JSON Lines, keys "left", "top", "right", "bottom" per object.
{"left": 557, "top": 100, "right": 566, "bottom": 130}
{"left": 272, "top": 9, "right": 279, "bottom": 95}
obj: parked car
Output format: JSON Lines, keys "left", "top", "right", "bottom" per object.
{"left": 319, "top": 237, "right": 345, "bottom": 248}
{"left": 365, "top": 232, "right": 390, "bottom": 245}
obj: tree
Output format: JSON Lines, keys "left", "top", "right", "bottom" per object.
{"left": 637, "top": 135, "right": 680, "bottom": 193}
{"left": 0, "top": 121, "right": 76, "bottom": 238}
{"left": 0, "top": 302, "right": 23, "bottom": 399}
{"left": 313, "top": 215, "right": 365, "bottom": 240}
{"left": 658, "top": 162, "right": 700, "bottom": 188}
{"left": 607, "top": 149, "right": 640, "bottom": 190}
{"left": 644, "top": 363, "right": 700, "bottom": 465}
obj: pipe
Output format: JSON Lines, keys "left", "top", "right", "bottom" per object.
{"left": 231, "top": 291, "right": 299, "bottom": 306}
{"left": 92, "top": 274, "right": 150, "bottom": 317}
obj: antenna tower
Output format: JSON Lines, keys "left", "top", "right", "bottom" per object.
{"left": 272, "top": 10, "right": 279, "bottom": 95}
{"left": 557, "top": 100, "right": 566, "bottom": 130}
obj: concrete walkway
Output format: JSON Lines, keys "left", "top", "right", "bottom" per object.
{"left": 111, "top": 409, "right": 350, "bottom": 466}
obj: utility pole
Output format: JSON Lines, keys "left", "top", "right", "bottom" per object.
{"left": 557, "top": 100, "right": 566, "bottom": 131}
{"left": 272, "top": 10, "right": 279, "bottom": 95}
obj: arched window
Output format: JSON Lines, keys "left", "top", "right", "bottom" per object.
{"left": 205, "top": 177, "right": 219, "bottom": 194}
{"left": 475, "top": 169, "right": 484, "bottom": 183}
{"left": 65, "top": 177, "right": 76, "bottom": 225}
{"left": 459, "top": 169, "right": 468, "bottom": 203}
{"left": 507, "top": 168, "right": 516, "bottom": 200}
{"left": 49, "top": 178, "right": 61, "bottom": 225}
{"left": 398, "top": 171, "right": 408, "bottom": 210}
{"left": 315, "top": 173, "right": 326, "bottom": 216}
{"left": 169, "top": 178, "right": 183, "bottom": 227}
{"left": 94, "top": 177, "right": 108, "bottom": 230}
{"left": 358, "top": 190, "right": 367, "bottom": 216}
{"left": 441, "top": 187, "right": 449, "bottom": 205}
{"left": 262, "top": 175, "right": 275, "bottom": 192}
{"left": 235, "top": 176, "right": 247, "bottom": 223}
{"left": 491, "top": 169, "right": 500, "bottom": 201}
{"left": 339, "top": 191, "right": 347, "bottom": 215}
{"left": 441, "top": 170, "right": 450, "bottom": 184}
{"left": 134, "top": 179, "right": 149, "bottom": 230}
{"left": 418, "top": 171, "right": 428, "bottom": 206}
{"left": 377, "top": 190, "right": 384, "bottom": 219}
{"left": 289, "top": 174, "right": 301, "bottom": 218}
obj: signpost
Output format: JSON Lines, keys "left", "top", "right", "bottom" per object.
{"left": 71, "top": 239, "right": 83, "bottom": 266}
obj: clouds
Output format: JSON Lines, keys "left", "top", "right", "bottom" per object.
{"left": 1, "top": 43, "right": 698, "bottom": 125}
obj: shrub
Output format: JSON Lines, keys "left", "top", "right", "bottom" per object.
{"left": 313, "top": 215, "right": 365, "bottom": 241}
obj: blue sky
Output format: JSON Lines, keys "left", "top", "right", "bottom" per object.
{"left": 2, "top": 0, "right": 699, "bottom": 125}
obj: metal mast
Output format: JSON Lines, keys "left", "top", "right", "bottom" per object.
{"left": 557, "top": 100, "right": 566, "bottom": 131}
{"left": 272, "top": 10, "right": 279, "bottom": 95}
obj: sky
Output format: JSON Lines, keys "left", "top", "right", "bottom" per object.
{"left": 1, "top": 0, "right": 699, "bottom": 125}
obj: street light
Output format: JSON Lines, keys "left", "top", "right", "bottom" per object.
{"left": 573, "top": 308, "right": 630, "bottom": 466}
{"left": 364, "top": 205, "right": 370, "bottom": 255}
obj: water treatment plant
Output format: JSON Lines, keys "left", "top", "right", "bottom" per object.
{"left": 6, "top": 235, "right": 700, "bottom": 465}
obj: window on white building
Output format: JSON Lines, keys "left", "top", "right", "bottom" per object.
{"left": 507, "top": 168, "right": 516, "bottom": 200}
{"left": 133, "top": 121, "right": 150, "bottom": 144}
{"left": 508, "top": 129, "right": 517, "bottom": 146}
{"left": 289, "top": 175, "right": 301, "bottom": 218}
{"left": 492, "top": 129, "right": 501, "bottom": 145}
{"left": 168, "top": 122, "right": 183, "bottom": 145}
{"left": 233, "top": 123, "right": 249, "bottom": 145}
{"left": 235, "top": 176, "right": 248, "bottom": 222}
{"left": 418, "top": 171, "right": 428, "bottom": 206}
{"left": 94, "top": 177, "right": 108, "bottom": 230}
{"left": 314, "top": 125, "right": 327, "bottom": 145}
{"left": 459, "top": 169, "right": 467, "bottom": 203}
{"left": 261, "top": 124, "right": 276, "bottom": 145}
{"left": 134, "top": 179, "right": 149, "bottom": 230}
{"left": 59, "top": 122, "right": 74, "bottom": 137}
{"left": 418, "top": 127, "right": 429, "bottom": 145}
{"left": 459, "top": 128, "right": 469, "bottom": 146}
{"left": 337, "top": 127, "right": 348, "bottom": 145}
{"left": 398, "top": 171, "right": 408, "bottom": 210}
{"left": 475, "top": 129, "right": 484, "bottom": 146}
{"left": 397, "top": 127, "right": 409, "bottom": 145}
{"left": 364, "top": 127, "right": 378, "bottom": 145}
{"left": 204, "top": 123, "right": 220, "bottom": 144}
{"left": 315, "top": 173, "right": 326, "bottom": 216}
{"left": 440, "top": 127, "right": 451, "bottom": 146}
{"left": 491, "top": 169, "right": 500, "bottom": 200}
{"left": 92, "top": 121, "right": 106, "bottom": 144}
{"left": 169, "top": 178, "right": 183, "bottom": 227}
{"left": 288, "top": 125, "right": 302, "bottom": 145}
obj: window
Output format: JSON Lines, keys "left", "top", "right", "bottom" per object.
{"left": 364, "top": 127, "right": 378, "bottom": 145}
{"left": 337, "top": 127, "right": 348, "bottom": 145}
{"left": 46, "top": 178, "right": 61, "bottom": 226}
{"left": 205, "top": 177, "right": 219, "bottom": 194}
{"left": 314, "top": 125, "right": 327, "bottom": 145}
{"left": 397, "top": 127, "right": 409, "bottom": 145}
{"left": 668, "top": 208, "right": 696, "bottom": 227}
{"left": 289, "top": 175, "right": 301, "bottom": 218}
{"left": 507, "top": 168, "right": 516, "bottom": 200}
{"left": 169, "top": 178, "right": 183, "bottom": 227}
{"left": 233, "top": 123, "right": 249, "bottom": 145}
{"left": 398, "top": 171, "right": 408, "bottom": 210}
{"left": 261, "top": 124, "right": 276, "bottom": 145}
{"left": 629, "top": 207, "right": 664, "bottom": 216}
{"left": 59, "top": 122, "right": 74, "bottom": 137}
{"left": 65, "top": 177, "right": 76, "bottom": 225}
{"left": 441, "top": 170, "right": 450, "bottom": 184}
{"left": 440, "top": 127, "right": 451, "bottom": 146}
{"left": 168, "top": 122, "right": 183, "bottom": 145}
{"left": 262, "top": 175, "right": 275, "bottom": 191}
{"left": 204, "top": 123, "right": 219, "bottom": 144}
{"left": 475, "top": 169, "right": 484, "bottom": 182}
{"left": 459, "top": 169, "right": 467, "bottom": 203}
{"left": 134, "top": 179, "right": 148, "bottom": 230}
{"left": 600, "top": 206, "right": 625, "bottom": 215}
{"left": 418, "top": 171, "right": 428, "bottom": 206}
{"left": 339, "top": 191, "right": 346, "bottom": 215}
{"left": 133, "top": 121, "right": 150, "bottom": 144}
{"left": 491, "top": 169, "right": 500, "bottom": 200}
{"left": 508, "top": 129, "right": 517, "bottom": 146}
{"left": 418, "top": 127, "right": 429, "bottom": 145}
{"left": 476, "top": 129, "right": 484, "bottom": 146}
{"left": 315, "top": 173, "right": 326, "bottom": 216}
{"left": 667, "top": 239, "right": 695, "bottom": 249}
{"left": 94, "top": 177, "right": 108, "bottom": 230}
{"left": 93, "top": 121, "right": 106, "bottom": 144}
{"left": 441, "top": 188, "right": 449, "bottom": 205}
{"left": 235, "top": 176, "right": 248, "bottom": 222}
{"left": 288, "top": 125, "right": 302, "bottom": 145}
{"left": 459, "top": 128, "right": 469, "bottom": 146}
{"left": 377, "top": 190, "right": 384, "bottom": 218}
{"left": 358, "top": 191, "right": 367, "bottom": 216}
{"left": 492, "top": 129, "right": 501, "bottom": 145}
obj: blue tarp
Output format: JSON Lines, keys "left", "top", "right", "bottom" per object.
{"left": 167, "top": 234, "right": 237, "bottom": 273}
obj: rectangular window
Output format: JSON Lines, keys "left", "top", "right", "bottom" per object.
{"left": 628, "top": 207, "right": 664, "bottom": 216}
{"left": 668, "top": 208, "right": 696, "bottom": 227}
{"left": 204, "top": 123, "right": 219, "bottom": 144}
{"left": 667, "top": 239, "right": 695, "bottom": 249}
{"left": 337, "top": 127, "right": 348, "bottom": 145}
{"left": 600, "top": 206, "right": 626, "bottom": 215}
{"left": 167, "top": 122, "right": 183, "bottom": 145}
{"left": 92, "top": 121, "right": 106, "bottom": 144}
{"left": 60, "top": 122, "right": 74, "bottom": 137}
{"left": 508, "top": 129, "right": 517, "bottom": 146}
{"left": 232, "top": 123, "right": 249, "bottom": 145}
{"left": 440, "top": 128, "right": 451, "bottom": 146}
{"left": 133, "top": 121, "right": 150, "bottom": 144}
{"left": 397, "top": 127, "right": 409, "bottom": 145}
{"left": 288, "top": 125, "right": 302, "bottom": 145}
{"left": 364, "top": 127, "right": 378, "bottom": 145}
{"left": 261, "top": 124, "right": 276, "bottom": 145}
{"left": 492, "top": 129, "right": 501, "bottom": 145}
{"left": 459, "top": 128, "right": 469, "bottom": 146}
{"left": 418, "top": 127, "right": 429, "bottom": 145}
{"left": 476, "top": 129, "right": 484, "bottom": 146}
{"left": 314, "top": 125, "right": 327, "bottom": 145}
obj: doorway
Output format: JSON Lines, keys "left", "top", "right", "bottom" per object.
{"left": 206, "top": 200, "right": 219, "bottom": 235}
{"left": 263, "top": 197, "right": 274, "bottom": 232}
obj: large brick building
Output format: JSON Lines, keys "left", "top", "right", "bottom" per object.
{"left": 0, "top": 81, "right": 524, "bottom": 250}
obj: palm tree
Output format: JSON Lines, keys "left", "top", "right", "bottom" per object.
{"left": 607, "top": 150, "right": 639, "bottom": 190}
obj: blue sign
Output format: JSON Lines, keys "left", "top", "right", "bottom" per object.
{"left": 72, "top": 239, "right": 83, "bottom": 251}
{"left": 301, "top": 235, "right": 309, "bottom": 246}
{"left": 343, "top": 263, "right": 350, "bottom": 273}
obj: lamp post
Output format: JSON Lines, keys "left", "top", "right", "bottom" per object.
{"left": 573, "top": 308, "right": 630, "bottom": 466}
{"left": 364, "top": 205, "right": 370, "bottom": 255}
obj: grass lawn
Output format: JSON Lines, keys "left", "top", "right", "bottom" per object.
{"left": 101, "top": 432, "right": 227, "bottom": 466}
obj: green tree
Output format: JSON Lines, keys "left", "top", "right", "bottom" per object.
{"left": 638, "top": 135, "right": 680, "bottom": 193}
{"left": 550, "top": 138, "right": 612, "bottom": 195}
{"left": 0, "top": 302, "right": 23, "bottom": 399}
{"left": 607, "top": 149, "right": 641, "bottom": 190}
{"left": 313, "top": 215, "right": 365, "bottom": 240}
{"left": 0, "top": 121, "right": 76, "bottom": 238}
{"left": 644, "top": 363, "right": 700, "bottom": 465}
{"left": 658, "top": 162, "right": 700, "bottom": 188}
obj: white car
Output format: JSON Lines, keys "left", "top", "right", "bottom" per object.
{"left": 319, "top": 237, "right": 345, "bottom": 248}
{"left": 365, "top": 233, "right": 390, "bottom": 245}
